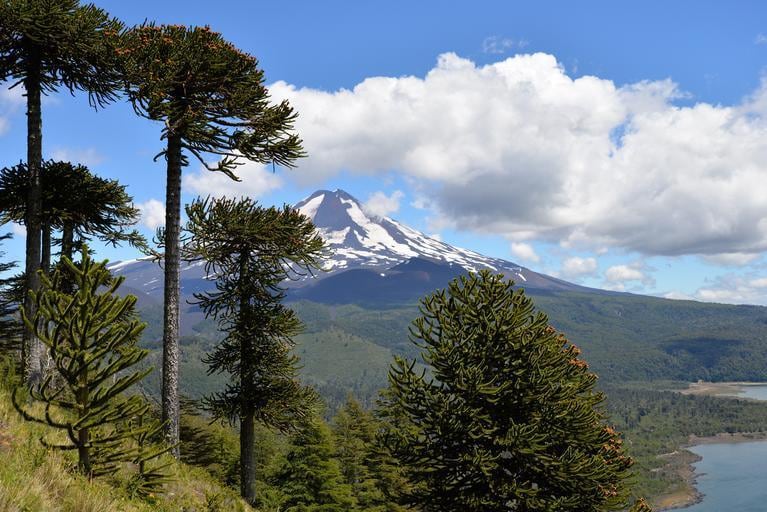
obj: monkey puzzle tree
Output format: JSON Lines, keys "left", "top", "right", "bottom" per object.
{"left": 0, "top": 161, "right": 145, "bottom": 271}
{"left": 119, "top": 24, "right": 304, "bottom": 452}
{"left": 0, "top": 233, "right": 21, "bottom": 355}
{"left": 378, "top": 271, "right": 637, "bottom": 512}
{"left": 0, "top": 0, "right": 122, "bottom": 383}
{"left": 184, "top": 196, "right": 323, "bottom": 505}
{"left": 12, "top": 248, "right": 152, "bottom": 478}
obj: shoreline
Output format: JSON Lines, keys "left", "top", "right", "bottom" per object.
{"left": 679, "top": 381, "right": 767, "bottom": 399}
{"left": 655, "top": 431, "right": 767, "bottom": 511}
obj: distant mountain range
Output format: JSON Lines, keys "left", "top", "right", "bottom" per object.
{"left": 110, "top": 190, "right": 767, "bottom": 401}
{"left": 108, "top": 188, "right": 602, "bottom": 311}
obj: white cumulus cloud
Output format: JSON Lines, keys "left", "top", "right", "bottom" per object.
{"left": 363, "top": 190, "right": 404, "bottom": 218}
{"left": 603, "top": 261, "right": 655, "bottom": 291}
{"left": 560, "top": 256, "right": 598, "bottom": 279}
{"left": 184, "top": 161, "right": 283, "bottom": 199}
{"left": 605, "top": 264, "right": 645, "bottom": 283}
{"left": 510, "top": 242, "right": 540, "bottom": 263}
{"left": 269, "top": 52, "right": 767, "bottom": 260}
{"left": 137, "top": 199, "right": 165, "bottom": 230}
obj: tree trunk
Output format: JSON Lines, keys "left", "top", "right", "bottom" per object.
{"left": 78, "top": 426, "right": 91, "bottom": 478}
{"left": 241, "top": 407, "right": 256, "bottom": 505}
{"left": 41, "top": 223, "right": 51, "bottom": 273}
{"left": 161, "top": 130, "right": 182, "bottom": 457}
{"left": 77, "top": 360, "right": 91, "bottom": 478}
{"left": 239, "top": 253, "right": 256, "bottom": 505}
{"left": 23, "top": 47, "right": 43, "bottom": 385}
{"left": 61, "top": 221, "right": 74, "bottom": 262}
{"left": 60, "top": 222, "right": 75, "bottom": 294}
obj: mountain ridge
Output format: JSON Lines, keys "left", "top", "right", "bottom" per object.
{"left": 108, "top": 188, "right": 602, "bottom": 307}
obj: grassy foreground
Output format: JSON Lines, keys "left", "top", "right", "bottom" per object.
{"left": 0, "top": 385, "right": 251, "bottom": 512}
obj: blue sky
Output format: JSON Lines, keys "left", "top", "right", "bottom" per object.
{"left": 3, "top": 0, "right": 767, "bottom": 304}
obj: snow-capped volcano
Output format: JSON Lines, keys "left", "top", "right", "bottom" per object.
{"left": 296, "top": 189, "right": 519, "bottom": 275}
{"left": 108, "top": 189, "right": 591, "bottom": 311}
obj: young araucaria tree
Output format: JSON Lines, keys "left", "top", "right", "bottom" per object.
{"left": 0, "top": 0, "right": 122, "bottom": 384}
{"left": 184, "top": 196, "right": 323, "bottom": 506}
{"left": 119, "top": 25, "right": 304, "bottom": 452}
{"left": 378, "top": 270, "right": 640, "bottom": 512}
{"left": 12, "top": 248, "right": 152, "bottom": 478}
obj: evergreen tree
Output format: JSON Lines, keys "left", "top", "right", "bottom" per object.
{"left": 378, "top": 270, "right": 636, "bottom": 512}
{"left": 125, "top": 409, "right": 175, "bottom": 499}
{"left": 119, "top": 24, "right": 304, "bottom": 452}
{"left": 332, "top": 398, "right": 409, "bottom": 512}
{"left": 12, "top": 248, "right": 152, "bottom": 478}
{"left": 184, "top": 196, "right": 323, "bottom": 505}
{"left": 0, "top": 233, "right": 21, "bottom": 354}
{"left": 0, "top": 0, "right": 122, "bottom": 384}
{"left": 273, "top": 416, "right": 358, "bottom": 512}
{"left": 0, "top": 160, "right": 145, "bottom": 269}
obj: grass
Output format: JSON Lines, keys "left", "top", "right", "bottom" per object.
{"left": 0, "top": 384, "right": 251, "bottom": 512}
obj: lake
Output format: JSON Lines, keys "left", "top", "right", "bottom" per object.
{"left": 684, "top": 441, "right": 767, "bottom": 512}
{"left": 682, "top": 384, "right": 767, "bottom": 511}
{"left": 732, "top": 384, "right": 767, "bottom": 401}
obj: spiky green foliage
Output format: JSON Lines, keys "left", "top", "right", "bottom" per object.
{"left": 0, "top": 233, "right": 21, "bottom": 354}
{"left": 0, "top": 161, "right": 146, "bottom": 262}
{"left": 119, "top": 24, "right": 304, "bottom": 177}
{"left": 0, "top": 0, "right": 122, "bottom": 102}
{"left": 184, "top": 196, "right": 324, "bottom": 505}
{"left": 0, "top": 0, "right": 123, "bottom": 384}
{"left": 125, "top": 410, "right": 175, "bottom": 499}
{"left": 119, "top": 23, "right": 305, "bottom": 454}
{"left": 332, "top": 398, "right": 409, "bottom": 512}
{"left": 378, "top": 270, "right": 636, "bottom": 512}
{"left": 12, "top": 248, "right": 152, "bottom": 478}
{"left": 273, "top": 415, "right": 358, "bottom": 512}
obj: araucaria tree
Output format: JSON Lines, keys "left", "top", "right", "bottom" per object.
{"left": 0, "top": 233, "right": 21, "bottom": 354}
{"left": 378, "top": 270, "right": 636, "bottom": 512}
{"left": 0, "top": 0, "right": 122, "bottom": 384}
{"left": 12, "top": 248, "right": 151, "bottom": 478}
{"left": 120, "top": 24, "right": 304, "bottom": 452}
{"left": 0, "top": 160, "right": 144, "bottom": 270}
{"left": 184, "top": 196, "right": 323, "bottom": 506}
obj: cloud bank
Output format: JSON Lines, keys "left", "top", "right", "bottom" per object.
{"left": 267, "top": 52, "right": 767, "bottom": 260}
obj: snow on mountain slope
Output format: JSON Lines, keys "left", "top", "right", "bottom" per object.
{"left": 108, "top": 189, "right": 590, "bottom": 300}
{"left": 295, "top": 189, "right": 538, "bottom": 282}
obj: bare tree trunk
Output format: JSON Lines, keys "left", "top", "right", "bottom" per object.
{"left": 239, "top": 253, "right": 256, "bottom": 505}
{"left": 240, "top": 407, "right": 256, "bottom": 505}
{"left": 61, "top": 221, "right": 74, "bottom": 262}
{"left": 23, "top": 48, "right": 43, "bottom": 385}
{"left": 41, "top": 223, "right": 51, "bottom": 273}
{"left": 161, "top": 130, "right": 182, "bottom": 457}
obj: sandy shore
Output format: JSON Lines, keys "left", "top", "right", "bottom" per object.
{"left": 654, "top": 431, "right": 767, "bottom": 510}
{"left": 680, "top": 381, "right": 766, "bottom": 398}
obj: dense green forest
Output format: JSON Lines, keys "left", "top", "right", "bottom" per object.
{"left": 130, "top": 298, "right": 767, "bottom": 508}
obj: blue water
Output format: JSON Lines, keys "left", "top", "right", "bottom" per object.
{"left": 734, "top": 385, "right": 767, "bottom": 401}
{"left": 683, "top": 441, "right": 767, "bottom": 512}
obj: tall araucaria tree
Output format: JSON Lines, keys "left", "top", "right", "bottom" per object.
{"left": 0, "top": 0, "right": 123, "bottom": 384}
{"left": 378, "top": 270, "right": 640, "bottom": 512}
{"left": 119, "top": 25, "right": 304, "bottom": 453}
{"left": 0, "top": 160, "right": 145, "bottom": 271}
{"left": 184, "top": 196, "right": 323, "bottom": 506}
